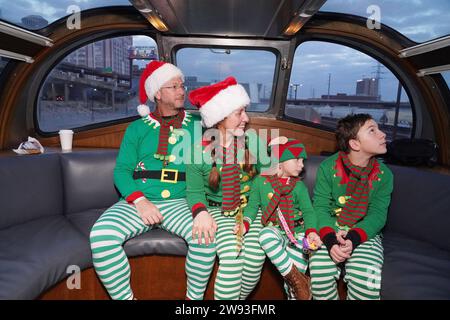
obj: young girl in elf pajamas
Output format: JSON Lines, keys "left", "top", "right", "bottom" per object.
{"left": 186, "top": 77, "right": 269, "bottom": 300}
{"left": 309, "top": 113, "right": 393, "bottom": 300}
{"left": 235, "top": 137, "right": 322, "bottom": 300}
{"left": 89, "top": 61, "right": 216, "bottom": 300}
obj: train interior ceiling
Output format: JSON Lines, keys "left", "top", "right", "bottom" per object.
{"left": 0, "top": 0, "right": 449, "bottom": 167}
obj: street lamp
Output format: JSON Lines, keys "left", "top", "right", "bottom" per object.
{"left": 290, "top": 83, "right": 302, "bottom": 100}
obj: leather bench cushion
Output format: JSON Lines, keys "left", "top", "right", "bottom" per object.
{"left": 381, "top": 233, "right": 450, "bottom": 299}
{"left": 67, "top": 209, "right": 188, "bottom": 257}
{"left": 60, "top": 150, "right": 120, "bottom": 215}
{"left": 0, "top": 153, "right": 63, "bottom": 230}
{"left": 385, "top": 165, "right": 450, "bottom": 252}
{"left": 0, "top": 216, "right": 91, "bottom": 299}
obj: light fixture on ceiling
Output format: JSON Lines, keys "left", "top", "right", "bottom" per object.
{"left": 283, "top": 0, "right": 327, "bottom": 36}
{"left": 283, "top": 12, "right": 312, "bottom": 36}
{"left": 0, "top": 48, "right": 34, "bottom": 63}
{"left": 129, "top": 0, "right": 169, "bottom": 32}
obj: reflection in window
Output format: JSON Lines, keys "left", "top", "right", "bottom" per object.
{"left": 286, "top": 41, "right": 413, "bottom": 141}
{"left": 177, "top": 48, "right": 276, "bottom": 112}
{"left": 441, "top": 71, "right": 450, "bottom": 90}
{"left": 0, "top": 56, "right": 9, "bottom": 75}
{"left": 320, "top": 0, "right": 450, "bottom": 43}
{"left": 0, "top": 0, "right": 130, "bottom": 30}
{"left": 37, "top": 35, "right": 158, "bottom": 132}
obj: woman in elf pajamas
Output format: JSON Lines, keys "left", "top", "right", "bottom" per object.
{"left": 309, "top": 113, "right": 393, "bottom": 300}
{"left": 186, "top": 77, "right": 268, "bottom": 300}
{"left": 236, "top": 137, "right": 322, "bottom": 300}
{"left": 89, "top": 61, "right": 216, "bottom": 300}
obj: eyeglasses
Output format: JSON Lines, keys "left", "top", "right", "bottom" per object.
{"left": 160, "top": 84, "right": 186, "bottom": 91}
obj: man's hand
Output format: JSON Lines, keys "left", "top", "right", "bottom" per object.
{"left": 134, "top": 198, "right": 163, "bottom": 225}
{"left": 192, "top": 211, "right": 217, "bottom": 245}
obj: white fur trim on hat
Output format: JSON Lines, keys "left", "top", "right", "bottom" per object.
{"left": 137, "top": 104, "right": 150, "bottom": 117}
{"left": 144, "top": 63, "right": 184, "bottom": 102}
{"left": 200, "top": 84, "right": 250, "bottom": 128}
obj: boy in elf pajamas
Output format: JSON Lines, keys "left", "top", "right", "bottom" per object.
{"left": 235, "top": 137, "right": 322, "bottom": 300}
{"left": 89, "top": 61, "right": 216, "bottom": 300}
{"left": 309, "top": 113, "right": 393, "bottom": 300}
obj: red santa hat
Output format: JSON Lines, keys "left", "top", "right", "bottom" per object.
{"left": 188, "top": 76, "right": 250, "bottom": 128}
{"left": 137, "top": 60, "right": 184, "bottom": 117}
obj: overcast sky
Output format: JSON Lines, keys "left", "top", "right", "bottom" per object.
{"left": 1, "top": 0, "right": 448, "bottom": 101}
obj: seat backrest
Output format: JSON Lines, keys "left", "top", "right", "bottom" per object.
{"left": 384, "top": 164, "right": 450, "bottom": 252}
{"left": 60, "top": 150, "right": 120, "bottom": 214}
{"left": 0, "top": 153, "right": 63, "bottom": 229}
{"left": 302, "top": 155, "right": 326, "bottom": 197}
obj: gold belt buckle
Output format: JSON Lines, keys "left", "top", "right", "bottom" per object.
{"left": 161, "top": 169, "right": 178, "bottom": 183}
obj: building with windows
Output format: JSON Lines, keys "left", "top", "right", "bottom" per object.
{"left": 356, "top": 77, "right": 379, "bottom": 99}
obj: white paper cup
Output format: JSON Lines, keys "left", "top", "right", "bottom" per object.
{"left": 59, "top": 129, "right": 74, "bottom": 151}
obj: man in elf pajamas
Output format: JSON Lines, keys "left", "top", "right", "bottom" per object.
{"left": 236, "top": 137, "right": 322, "bottom": 300}
{"left": 309, "top": 113, "right": 393, "bottom": 300}
{"left": 89, "top": 61, "right": 216, "bottom": 300}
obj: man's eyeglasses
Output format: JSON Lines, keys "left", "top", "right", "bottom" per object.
{"left": 160, "top": 84, "right": 186, "bottom": 91}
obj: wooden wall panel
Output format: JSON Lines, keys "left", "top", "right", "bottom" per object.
{"left": 40, "top": 256, "right": 285, "bottom": 300}
{"left": 38, "top": 116, "right": 337, "bottom": 155}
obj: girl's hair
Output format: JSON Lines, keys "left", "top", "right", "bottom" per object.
{"left": 336, "top": 113, "right": 373, "bottom": 152}
{"left": 208, "top": 138, "right": 257, "bottom": 190}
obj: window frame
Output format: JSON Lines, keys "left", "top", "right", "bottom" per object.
{"left": 283, "top": 36, "right": 419, "bottom": 139}
{"left": 34, "top": 31, "right": 159, "bottom": 136}
{"left": 161, "top": 36, "right": 293, "bottom": 118}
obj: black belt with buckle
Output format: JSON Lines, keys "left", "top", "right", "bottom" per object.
{"left": 133, "top": 169, "right": 186, "bottom": 183}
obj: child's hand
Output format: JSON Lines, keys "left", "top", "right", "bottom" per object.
{"left": 307, "top": 232, "right": 322, "bottom": 250}
{"left": 339, "top": 239, "right": 353, "bottom": 254}
{"left": 233, "top": 222, "right": 247, "bottom": 235}
{"left": 336, "top": 230, "right": 348, "bottom": 244}
{"left": 330, "top": 244, "right": 351, "bottom": 263}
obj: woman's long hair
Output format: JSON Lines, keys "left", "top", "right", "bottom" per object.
{"left": 208, "top": 133, "right": 257, "bottom": 190}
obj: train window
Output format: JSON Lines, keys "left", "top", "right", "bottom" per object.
{"left": 320, "top": 0, "right": 450, "bottom": 43}
{"left": 0, "top": 57, "right": 9, "bottom": 77}
{"left": 177, "top": 48, "right": 275, "bottom": 112}
{"left": 442, "top": 71, "right": 450, "bottom": 90}
{"left": 286, "top": 41, "right": 413, "bottom": 141}
{"left": 0, "top": 0, "right": 130, "bottom": 30}
{"left": 37, "top": 35, "right": 158, "bottom": 133}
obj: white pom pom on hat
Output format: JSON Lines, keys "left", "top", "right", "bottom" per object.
{"left": 137, "top": 104, "right": 150, "bottom": 117}
{"left": 136, "top": 60, "right": 184, "bottom": 117}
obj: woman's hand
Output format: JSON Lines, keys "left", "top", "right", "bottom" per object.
{"left": 192, "top": 211, "right": 217, "bottom": 245}
{"left": 134, "top": 198, "right": 163, "bottom": 225}
{"left": 233, "top": 222, "right": 247, "bottom": 236}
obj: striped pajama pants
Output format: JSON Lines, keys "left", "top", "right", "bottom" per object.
{"left": 89, "top": 198, "right": 216, "bottom": 300}
{"left": 259, "top": 226, "right": 308, "bottom": 276}
{"left": 209, "top": 208, "right": 266, "bottom": 300}
{"left": 309, "top": 234, "right": 383, "bottom": 300}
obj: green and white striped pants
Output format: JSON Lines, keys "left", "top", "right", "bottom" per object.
{"left": 259, "top": 226, "right": 308, "bottom": 276}
{"left": 309, "top": 235, "right": 383, "bottom": 300}
{"left": 89, "top": 198, "right": 216, "bottom": 300}
{"left": 209, "top": 208, "right": 266, "bottom": 300}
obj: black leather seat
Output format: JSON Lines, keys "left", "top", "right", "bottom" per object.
{"left": 1, "top": 149, "right": 450, "bottom": 299}
{"left": 0, "top": 150, "right": 188, "bottom": 299}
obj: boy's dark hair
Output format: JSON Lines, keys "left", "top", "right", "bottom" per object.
{"left": 336, "top": 113, "right": 373, "bottom": 152}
